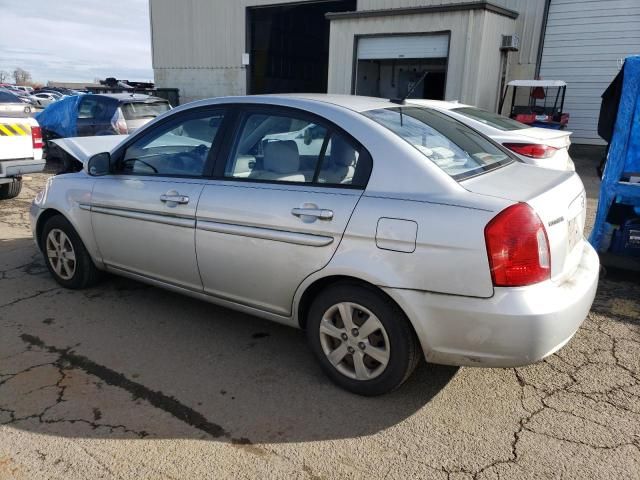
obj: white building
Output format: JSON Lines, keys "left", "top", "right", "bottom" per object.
{"left": 149, "top": 0, "right": 640, "bottom": 144}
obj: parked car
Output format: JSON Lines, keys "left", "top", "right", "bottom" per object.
{"left": 13, "top": 85, "right": 34, "bottom": 95}
{"left": 0, "top": 88, "right": 37, "bottom": 106}
{"left": 30, "top": 92, "right": 60, "bottom": 107}
{"left": 37, "top": 94, "right": 172, "bottom": 172}
{"left": 0, "top": 103, "right": 44, "bottom": 199}
{"left": 408, "top": 100, "right": 574, "bottom": 171}
{"left": 32, "top": 94, "right": 598, "bottom": 395}
{"left": 38, "top": 93, "right": 171, "bottom": 138}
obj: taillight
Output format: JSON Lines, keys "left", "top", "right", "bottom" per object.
{"left": 111, "top": 108, "right": 128, "bottom": 135}
{"left": 485, "top": 203, "right": 550, "bottom": 287}
{"left": 31, "top": 126, "right": 43, "bottom": 149}
{"left": 503, "top": 143, "right": 557, "bottom": 159}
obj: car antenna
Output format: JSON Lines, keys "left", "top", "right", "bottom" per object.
{"left": 390, "top": 71, "right": 429, "bottom": 105}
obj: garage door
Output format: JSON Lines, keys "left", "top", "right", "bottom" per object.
{"left": 357, "top": 34, "right": 449, "bottom": 60}
{"left": 539, "top": 0, "right": 640, "bottom": 144}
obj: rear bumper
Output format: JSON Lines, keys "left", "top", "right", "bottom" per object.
{"left": 0, "top": 158, "right": 45, "bottom": 178}
{"left": 384, "top": 241, "right": 599, "bottom": 367}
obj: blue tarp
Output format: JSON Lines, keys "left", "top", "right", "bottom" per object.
{"left": 35, "top": 95, "right": 82, "bottom": 138}
{"left": 589, "top": 55, "right": 640, "bottom": 252}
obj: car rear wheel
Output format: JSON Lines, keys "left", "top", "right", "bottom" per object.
{"left": 41, "top": 215, "right": 102, "bottom": 289}
{"left": 0, "top": 179, "right": 22, "bottom": 200}
{"left": 306, "top": 283, "right": 421, "bottom": 396}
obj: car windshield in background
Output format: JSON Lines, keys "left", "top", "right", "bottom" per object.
{"left": 121, "top": 101, "right": 171, "bottom": 120}
{"left": 451, "top": 106, "right": 528, "bottom": 131}
{"left": 363, "top": 107, "right": 513, "bottom": 180}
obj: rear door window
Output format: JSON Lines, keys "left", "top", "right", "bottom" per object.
{"left": 225, "top": 109, "right": 372, "bottom": 187}
{"left": 78, "top": 97, "right": 110, "bottom": 120}
{"left": 363, "top": 106, "right": 514, "bottom": 181}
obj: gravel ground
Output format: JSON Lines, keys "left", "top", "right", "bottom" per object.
{"left": 0, "top": 155, "right": 638, "bottom": 479}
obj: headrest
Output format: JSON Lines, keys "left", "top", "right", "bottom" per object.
{"left": 331, "top": 136, "right": 357, "bottom": 167}
{"left": 264, "top": 140, "right": 300, "bottom": 174}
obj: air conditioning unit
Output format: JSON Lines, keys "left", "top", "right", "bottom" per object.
{"left": 500, "top": 34, "right": 520, "bottom": 52}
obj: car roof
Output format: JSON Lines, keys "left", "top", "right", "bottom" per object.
{"left": 179, "top": 94, "right": 470, "bottom": 114}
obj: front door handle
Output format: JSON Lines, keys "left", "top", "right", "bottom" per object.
{"left": 160, "top": 194, "right": 190, "bottom": 204}
{"left": 291, "top": 207, "right": 334, "bottom": 220}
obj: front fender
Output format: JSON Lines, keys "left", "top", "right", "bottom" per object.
{"left": 32, "top": 174, "right": 103, "bottom": 268}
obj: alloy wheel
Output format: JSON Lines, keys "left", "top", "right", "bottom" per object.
{"left": 46, "top": 229, "right": 76, "bottom": 280}
{"left": 319, "top": 302, "right": 390, "bottom": 381}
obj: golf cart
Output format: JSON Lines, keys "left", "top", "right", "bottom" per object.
{"left": 499, "top": 80, "right": 569, "bottom": 130}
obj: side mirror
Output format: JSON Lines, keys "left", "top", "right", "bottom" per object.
{"left": 87, "top": 152, "right": 111, "bottom": 176}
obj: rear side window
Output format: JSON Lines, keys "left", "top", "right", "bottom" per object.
{"left": 121, "top": 101, "right": 171, "bottom": 120}
{"left": 225, "top": 110, "right": 371, "bottom": 187}
{"left": 363, "top": 107, "right": 513, "bottom": 181}
{"left": 452, "top": 107, "right": 528, "bottom": 131}
{"left": 78, "top": 97, "right": 111, "bottom": 120}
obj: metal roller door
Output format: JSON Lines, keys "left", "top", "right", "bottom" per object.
{"left": 357, "top": 34, "right": 450, "bottom": 60}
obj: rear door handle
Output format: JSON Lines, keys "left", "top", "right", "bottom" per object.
{"left": 291, "top": 207, "right": 334, "bottom": 220}
{"left": 160, "top": 194, "right": 190, "bottom": 204}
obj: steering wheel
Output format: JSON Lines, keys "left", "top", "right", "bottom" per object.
{"left": 172, "top": 145, "right": 208, "bottom": 172}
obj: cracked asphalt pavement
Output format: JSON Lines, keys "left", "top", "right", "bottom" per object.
{"left": 1, "top": 156, "right": 639, "bottom": 479}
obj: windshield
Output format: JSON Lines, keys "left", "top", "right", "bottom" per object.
{"left": 121, "top": 101, "right": 171, "bottom": 120}
{"left": 452, "top": 107, "right": 528, "bottom": 131}
{"left": 363, "top": 107, "right": 514, "bottom": 180}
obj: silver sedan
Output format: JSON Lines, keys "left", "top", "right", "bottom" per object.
{"left": 31, "top": 95, "right": 599, "bottom": 395}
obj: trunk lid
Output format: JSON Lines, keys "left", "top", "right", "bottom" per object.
{"left": 463, "top": 162, "right": 587, "bottom": 283}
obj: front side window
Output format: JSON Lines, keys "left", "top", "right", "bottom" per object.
{"left": 452, "top": 107, "right": 528, "bottom": 131}
{"left": 363, "top": 107, "right": 513, "bottom": 180}
{"left": 120, "top": 111, "right": 224, "bottom": 176}
{"left": 225, "top": 110, "right": 370, "bottom": 186}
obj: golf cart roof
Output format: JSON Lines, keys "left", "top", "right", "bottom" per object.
{"left": 507, "top": 80, "right": 567, "bottom": 87}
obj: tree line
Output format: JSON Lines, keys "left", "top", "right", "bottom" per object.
{"left": 0, "top": 68, "right": 37, "bottom": 87}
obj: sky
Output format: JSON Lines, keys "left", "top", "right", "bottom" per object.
{"left": 0, "top": 0, "right": 153, "bottom": 85}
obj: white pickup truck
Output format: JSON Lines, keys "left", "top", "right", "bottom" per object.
{"left": 0, "top": 104, "right": 45, "bottom": 199}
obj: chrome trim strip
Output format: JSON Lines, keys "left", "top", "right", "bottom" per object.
{"left": 197, "top": 219, "right": 334, "bottom": 247}
{"left": 92, "top": 205, "right": 195, "bottom": 228}
{"left": 78, "top": 203, "right": 91, "bottom": 211}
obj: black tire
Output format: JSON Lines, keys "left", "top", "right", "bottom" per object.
{"left": 0, "top": 179, "right": 22, "bottom": 200}
{"left": 306, "top": 282, "right": 422, "bottom": 396}
{"left": 41, "top": 215, "right": 102, "bottom": 289}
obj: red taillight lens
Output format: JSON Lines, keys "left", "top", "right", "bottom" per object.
{"left": 503, "top": 143, "right": 557, "bottom": 159}
{"left": 111, "top": 109, "right": 128, "bottom": 135}
{"left": 485, "top": 203, "right": 551, "bottom": 287}
{"left": 31, "top": 126, "right": 43, "bottom": 149}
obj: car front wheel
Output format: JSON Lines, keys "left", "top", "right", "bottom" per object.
{"left": 41, "top": 215, "right": 102, "bottom": 289}
{"left": 306, "top": 283, "right": 421, "bottom": 396}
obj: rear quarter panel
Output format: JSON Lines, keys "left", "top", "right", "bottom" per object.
{"left": 316, "top": 194, "right": 507, "bottom": 298}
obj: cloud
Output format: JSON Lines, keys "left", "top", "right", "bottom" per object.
{"left": 0, "top": 0, "right": 153, "bottom": 83}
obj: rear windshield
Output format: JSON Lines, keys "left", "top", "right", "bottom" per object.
{"left": 121, "top": 101, "right": 171, "bottom": 120}
{"left": 451, "top": 107, "right": 528, "bottom": 131}
{"left": 363, "top": 107, "right": 514, "bottom": 181}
